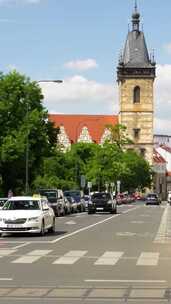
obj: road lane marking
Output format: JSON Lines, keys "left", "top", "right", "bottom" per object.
{"left": 51, "top": 206, "right": 141, "bottom": 244}
{"left": 0, "top": 278, "right": 13, "bottom": 281}
{"left": 0, "top": 249, "right": 17, "bottom": 256}
{"left": 65, "top": 221, "right": 76, "bottom": 225}
{"left": 12, "top": 250, "right": 52, "bottom": 264}
{"left": 154, "top": 204, "right": 171, "bottom": 243}
{"left": 53, "top": 250, "right": 87, "bottom": 265}
{"left": 136, "top": 252, "right": 159, "bottom": 266}
{"left": 131, "top": 221, "right": 144, "bottom": 224}
{"left": 84, "top": 279, "right": 167, "bottom": 283}
{"left": 12, "top": 242, "right": 30, "bottom": 250}
{"left": 94, "top": 251, "right": 124, "bottom": 266}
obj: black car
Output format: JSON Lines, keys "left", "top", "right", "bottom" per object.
{"left": 88, "top": 192, "right": 117, "bottom": 214}
{"left": 145, "top": 193, "right": 161, "bottom": 205}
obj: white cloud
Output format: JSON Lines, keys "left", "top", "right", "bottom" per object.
{"left": 39, "top": 64, "right": 171, "bottom": 135}
{"left": 64, "top": 59, "right": 98, "bottom": 71}
{"left": 39, "top": 75, "right": 118, "bottom": 115}
{"left": 0, "top": 0, "right": 41, "bottom": 5}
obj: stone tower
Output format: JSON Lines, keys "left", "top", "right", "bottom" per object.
{"left": 117, "top": 3, "right": 156, "bottom": 164}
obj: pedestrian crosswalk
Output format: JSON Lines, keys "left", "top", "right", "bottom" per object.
{"left": 0, "top": 249, "right": 166, "bottom": 267}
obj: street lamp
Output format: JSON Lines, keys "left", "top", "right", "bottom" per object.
{"left": 25, "top": 79, "right": 63, "bottom": 195}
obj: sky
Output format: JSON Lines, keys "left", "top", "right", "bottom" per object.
{"left": 1, "top": 0, "right": 171, "bottom": 134}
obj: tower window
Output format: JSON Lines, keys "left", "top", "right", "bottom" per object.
{"left": 140, "top": 148, "right": 146, "bottom": 157}
{"left": 133, "top": 128, "right": 140, "bottom": 139}
{"left": 133, "top": 86, "right": 140, "bottom": 103}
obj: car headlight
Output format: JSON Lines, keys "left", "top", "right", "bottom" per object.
{"left": 107, "top": 200, "right": 112, "bottom": 205}
{"left": 28, "top": 217, "right": 40, "bottom": 222}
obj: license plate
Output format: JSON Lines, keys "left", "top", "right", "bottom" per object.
{"left": 96, "top": 207, "right": 103, "bottom": 211}
{"left": 6, "top": 224, "right": 22, "bottom": 228}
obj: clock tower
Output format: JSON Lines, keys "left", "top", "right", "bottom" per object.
{"left": 117, "top": 3, "right": 156, "bottom": 164}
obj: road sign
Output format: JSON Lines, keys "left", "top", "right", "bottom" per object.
{"left": 87, "top": 182, "right": 92, "bottom": 189}
{"left": 80, "top": 175, "right": 86, "bottom": 188}
{"left": 117, "top": 180, "right": 121, "bottom": 193}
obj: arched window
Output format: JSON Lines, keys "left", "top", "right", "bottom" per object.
{"left": 133, "top": 86, "right": 140, "bottom": 103}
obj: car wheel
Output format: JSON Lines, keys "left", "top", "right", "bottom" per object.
{"left": 88, "top": 211, "right": 92, "bottom": 214}
{"left": 49, "top": 218, "right": 56, "bottom": 233}
{"left": 40, "top": 220, "right": 45, "bottom": 236}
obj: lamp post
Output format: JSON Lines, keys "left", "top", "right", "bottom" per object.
{"left": 25, "top": 79, "right": 63, "bottom": 195}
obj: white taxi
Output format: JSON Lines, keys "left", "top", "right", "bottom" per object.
{"left": 0, "top": 196, "right": 55, "bottom": 236}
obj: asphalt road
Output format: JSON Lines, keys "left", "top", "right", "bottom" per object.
{"left": 0, "top": 201, "right": 171, "bottom": 303}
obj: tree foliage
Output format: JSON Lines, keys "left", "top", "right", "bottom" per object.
{"left": 0, "top": 71, "right": 58, "bottom": 195}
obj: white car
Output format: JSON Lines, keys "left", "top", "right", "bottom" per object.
{"left": 0, "top": 196, "right": 55, "bottom": 236}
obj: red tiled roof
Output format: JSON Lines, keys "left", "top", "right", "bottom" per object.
{"left": 153, "top": 149, "right": 166, "bottom": 164}
{"left": 49, "top": 114, "right": 118, "bottom": 143}
{"left": 160, "top": 145, "right": 171, "bottom": 154}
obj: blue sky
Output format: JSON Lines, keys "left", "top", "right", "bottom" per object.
{"left": 1, "top": 0, "right": 171, "bottom": 134}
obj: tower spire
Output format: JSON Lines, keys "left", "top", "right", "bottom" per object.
{"left": 134, "top": 0, "right": 137, "bottom": 11}
{"left": 132, "top": 0, "right": 140, "bottom": 31}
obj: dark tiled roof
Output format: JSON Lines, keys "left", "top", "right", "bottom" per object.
{"left": 123, "top": 31, "right": 151, "bottom": 68}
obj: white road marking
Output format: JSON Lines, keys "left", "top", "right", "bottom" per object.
{"left": 53, "top": 250, "right": 87, "bottom": 265}
{"left": 94, "top": 251, "right": 124, "bottom": 266}
{"left": 12, "top": 242, "right": 30, "bottom": 250}
{"left": 131, "top": 221, "right": 144, "bottom": 224}
{"left": 116, "top": 232, "right": 136, "bottom": 237}
{"left": 85, "top": 279, "right": 167, "bottom": 283}
{"left": 12, "top": 250, "right": 52, "bottom": 264}
{"left": 0, "top": 249, "right": 17, "bottom": 256}
{"left": 65, "top": 221, "right": 76, "bottom": 225}
{"left": 136, "top": 252, "right": 159, "bottom": 266}
{"left": 0, "top": 278, "right": 13, "bottom": 281}
{"left": 154, "top": 204, "right": 171, "bottom": 243}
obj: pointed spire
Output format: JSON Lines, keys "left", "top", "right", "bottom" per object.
{"left": 132, "top": 0, "right": 140, "bottom": 31}
{"left": 134, "top": 0, "right": 137, "bottom": 12}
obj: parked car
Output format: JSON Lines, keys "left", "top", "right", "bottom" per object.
{"left": 64, "top": 195, "right": 78, "bottom": 213}
{"left": 64, "top": 190, "right": 86, "bottom": 212}
{"left": 0, "top": 196, "right": 55, "bottom": 236}
{"left": 145, "top": 193, "right": 161, "bottom": 205}
{"left": 0, "top": 198, "right": 8, "bottom": 209}
{"left": 88, "top": 192, "right": 117, "bottom": 214}
{"left": 83, "top": 195, "right": 91, "bottom": 211}
{"left": 37, "top": 189, "right": 65, "bottom": 217}
{"left": 64, "top": 196, "right": 72, "bottom": 215}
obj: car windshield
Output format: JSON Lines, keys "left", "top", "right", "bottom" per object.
{"left": 2, "top": 200, "right": 40, "bottom": 210}
{"left": 39, "top": 191, "right": 57, "bottom": 199}
{"left": 147, "top": 194, "right": 157, "bottom": 198}
{"left": 64, "top": 191, "right": 80, "bottom": 197}
{"left": 92, "top": 193, "right": 111, "bottom": 200}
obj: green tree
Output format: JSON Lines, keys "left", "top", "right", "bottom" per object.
{"left": 0, "top": 71, "right": 58, "bottom": 195}
{"left": 105, "top": 123, "right": 132, "bottom": 148}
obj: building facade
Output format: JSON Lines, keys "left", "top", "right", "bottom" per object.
{"left": 117, "top": 4, "right": 156, "bottom": 164}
